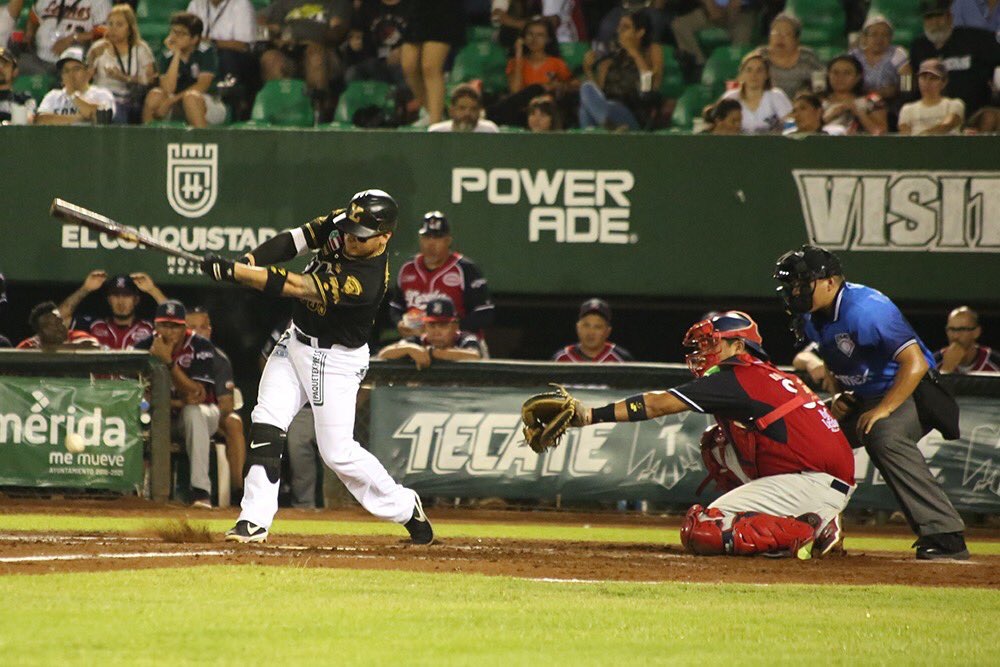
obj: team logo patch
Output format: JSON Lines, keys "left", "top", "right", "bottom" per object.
{"left": 835, "top": 333, "right": 855, "bottom": 357}
{"left": 343, "top": 275, "right": 363, "bottom": 296}
{"left": 166, "top": 143, "right": 218, "bottom": 218}
{"left": 349, "top": 202, "right": 363, "bottom": 223}
{"left": 442, "top": 273, "right": 461, "bottom": 288}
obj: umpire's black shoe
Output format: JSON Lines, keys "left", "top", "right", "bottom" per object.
{"left": 914, "top": 533, "right": 969, "bottom": 561}
{"left": 404, "top": 493, "right": 434, "bottom": 545}
{"left": 225, "top": 520, "right": 268, "bottom": 543}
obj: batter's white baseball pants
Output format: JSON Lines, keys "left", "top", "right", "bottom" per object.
{"left": 239, "top": 330, "right": 416, "bottom": 529}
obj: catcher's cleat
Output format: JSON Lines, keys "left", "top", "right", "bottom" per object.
{"left": 225, "top": 520, "right": 268, "bottom": 543}
{"left": 797, "top": 513, "right": 844, "bottom": 558}
{"left": 404, "top": 492, "right": 434, "bottom": 545}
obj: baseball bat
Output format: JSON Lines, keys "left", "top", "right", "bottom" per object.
{"left": 50, "top": 198, "right": 203, "bottom": 263}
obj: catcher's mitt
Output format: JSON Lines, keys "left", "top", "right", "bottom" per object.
{"left": 521, "top": 384, "right": 581, "bottom": 453}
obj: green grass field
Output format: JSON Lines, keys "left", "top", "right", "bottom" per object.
{"left": 1, "top": 513, "right": 999, "bottom": 555}
{"left": 1, "top": 566, "right": 998, "bottom": 665}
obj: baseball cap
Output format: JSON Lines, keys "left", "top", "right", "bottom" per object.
{"left": 862, "top": 13, "right": 893, "bottom": 33}
{"left": 419, "top": 211, "right": 451, "bottom": 237}
{"left": 423, "top": 296, "right": 457, "bottom": 322}
{"left": 918, "top": 58, "right": 947, "bottom": 78}
{"left": 56, "top": 46, "right": 86, "bottom": 71}
{"left": 0, "top": 47, "right": 17, "bottom": 67}
{"left": 578, "top": 298, "right": 612, "bottom": 323}
{"left": 106, "top": 274, "right": 139, "bottom": 295}
{"left": 920, "top": 0, "right": 949, "bottom": 17}
{"left": 154, "top": 300, "right": 187, "bottom": 325}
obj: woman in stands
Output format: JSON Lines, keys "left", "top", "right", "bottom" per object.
{"left": 578, "top": 10, "right": 662, "bottom": 131}
{"left": 401, "top": 0, "right": 464, "bottom": 126}
{"left": 526, "top": 94, "right": 562, "bottom": 132}
{"left": 703, "top": 97, "right": 742, "bottom": 135}
{"left": 721, "top": 52, "right": 791, "bottom": 134}
{"left": 754, "top": 13, "right": 823, "bottom": 99}
{"left": 821, "top": 53, "right": 887, "bottom": 135}
{"left": 86, "top": 3, "right": 154, "bottom": 124}
{"left": 849, "top": 14, "right": 909, "bottom": 106}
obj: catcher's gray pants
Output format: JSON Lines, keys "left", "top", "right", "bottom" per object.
{"left": 843, "top": 396, "right": 964, "bottom": 537}
{"left": 287, "top": 406, "right": 320, "bottom": 509}
{"left": 709, "top": 471, "right": 852, "bottom": 530}
{"left": 174, "top": 404, "right": 221, "bottom": 495}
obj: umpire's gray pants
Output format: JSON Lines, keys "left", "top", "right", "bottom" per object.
{"left": 843, "top": 396, "right": 964, "bottom": 536}
{"left": 287, "top": 407, "right": 320, "bottom": 509}
{"left": 176, "top": 404, "right": 221, "bottom": 495}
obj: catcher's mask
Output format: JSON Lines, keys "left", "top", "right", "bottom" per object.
{"left": 683, "top": 311, "right": 768, "bottom": 377}
{"left": 335, "top": 189, "right": 399, "bottom": 238}
{"left": 773, "top": 245, "right": 843, "bottom": 315}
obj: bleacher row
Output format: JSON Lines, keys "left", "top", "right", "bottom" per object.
{"left": 8, "top": 0, "right": 931, "bottom": 131}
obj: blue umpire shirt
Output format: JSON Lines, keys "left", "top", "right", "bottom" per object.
{"left": 803, "top": 282, "right": 936, "bottom": 399}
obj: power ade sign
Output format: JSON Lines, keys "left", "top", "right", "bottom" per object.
{"left": 451, "top": 168, "right": 637, "bottom": 244}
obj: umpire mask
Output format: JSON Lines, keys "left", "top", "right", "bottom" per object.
{"left": 772, "top": 245, "right": 843, "bottom": 315}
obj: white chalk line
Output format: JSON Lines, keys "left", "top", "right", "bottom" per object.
{"left": 0, "top": 550, "right": 229, "bottom": 563}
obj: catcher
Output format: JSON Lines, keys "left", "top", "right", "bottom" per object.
{"left": 522, "top": 311, "right": 856, "bottom": 559}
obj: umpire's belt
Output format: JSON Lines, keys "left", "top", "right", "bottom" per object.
{"left": 293, "top": 328, "right": 336, "bottom": 349}
{"left": 830, "top": 478, "right": 851, "bottom": 495}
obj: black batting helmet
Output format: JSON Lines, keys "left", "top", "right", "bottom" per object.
{"left": 335, "top": 189, "right": 398, "bottom": 238}
{"left": 773, "top": 245, "right": 843, "bottom": 314}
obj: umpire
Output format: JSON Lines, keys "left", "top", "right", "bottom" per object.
{"left": 773, "top": 245, "right": 968, "bottom": 561}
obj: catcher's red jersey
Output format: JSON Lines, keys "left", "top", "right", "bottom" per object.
{"left": 669, "top": 355, "right": 854, "bottom": 484}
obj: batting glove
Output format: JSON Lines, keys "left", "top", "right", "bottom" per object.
{"left": 201, "top": 254, "right": 237, "bottom": 283}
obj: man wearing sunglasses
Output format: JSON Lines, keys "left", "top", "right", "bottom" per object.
{"left": 936, "top": 306, "right": 1000, "bottom": 374}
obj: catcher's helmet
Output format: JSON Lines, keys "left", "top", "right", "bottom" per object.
{"left": 335, "top": 189, "right": 398, "bottom": 238}
{"left": 773, "top": 245, "right": 843, "bottom": 314}
{"left": 683, "top": 310, "right": 768, "bottom": 377}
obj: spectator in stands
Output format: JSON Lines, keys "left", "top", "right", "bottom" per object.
{"left": 493, "top": 0, "right": 588, "bottom": 47}
{"left": 671, "top": 0, "right": 757, "bottom": 70}
{"left": 378, "top": 296, "right": 487, "bottom": 368}
{"left": 701, "top": 97, "right": 742, "bottom": 134}
{"left": 721, "top": 51, "right": 791, "bottom": 134}
{"left": 186, "top": 306, "right": 245, "bottom": 502}
{"left": 0, "top": 1, "right": 24, "bottom": 57}
{"left": 186, "top": 0, "right": 257, "bottom": 119}
{"left": 262, "top": 0, "right": 351, "bottom": 120}
{"left": 553, "top": 298, "right": 633, "bottom": 362}
{"left": 526, "top": 93, "right": 561, "bottom": 131}
{"left": 19, "top": 0, "right": 110, "bottom": 76}
{"left": 428, "top": 83, "right": 499, "bottom": 131}
{"left": 346, "top": 0, "right": 410, "bottom": 86}
{"left": 593, "top": 1, "right": 667, "bottom": 60}
{"left": 935, "top": 306, "right": 1000, "bottom": 373}
{"left": 133, "top": 300, "right": 218, "bottom": 509}
{"left": 822, "top": 54, "right": 888, "bottom": 135}
{"left": 950, "top": 0, "right": 1000, "bottom": 33}
{"left": 389, "top": 210, "right": 495, "bottom": 339}
{"left": 143, "top": 13, "right": 227, "bottom": 127}
{"left": 785, "top": 91, "right": 829, "bottom": 135}
{"left": 17, "top": 301, "right": 99, "bottom": 350}
{"left": 0, "top": 46, "right": 36, "bottom": 125}
{"left": 58, "top": 271, "right": 165, "bottom": 349}
{"left": 910, "top": 0, "right": 1000, "bottom": 116}
{"left": 754, "top": 13, "right": 823, "bottom": 99}
{"left": 579, "top": 10, "right": 662, "bottom": 130}
{"left": 86, "top": 4, "right": 155, "bottom": 124}
{"left": 34, "top": 46, "right": 116, "bottom": 124}
{"left": 963, "top": 104, "right": 1000, "bottom": 132}
{"left": 401, "top": 0, "right": 463, "bottom": 126}
{"left": 489, "top": 18, "right": 575, "bottom": 126}
{"left": 898, "top": 58, "right": 965, "bottom": 134}
{"left": 849, "top": 14, "right": 910, "bottom": 105}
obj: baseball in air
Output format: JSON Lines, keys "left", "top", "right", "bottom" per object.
{"left": 65, "top": 432, "right": 86, "bottom": 453}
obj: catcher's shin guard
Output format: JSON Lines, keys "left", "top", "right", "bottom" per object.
{"left": 681, "top": 506, "right": 815, "bottom": 558}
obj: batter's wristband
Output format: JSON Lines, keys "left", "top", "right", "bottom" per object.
{"left": 263, "top": 266, "right": 289, "bottom": 297}
{"left": 591, "top": 403, "right": 617, "bottom": 424}
{"left": 624, "top": 394, "right": 648, "bottom": 422}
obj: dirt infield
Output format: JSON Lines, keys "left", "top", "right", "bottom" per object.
{"left": 1, "top": 498, "right": 998, "bottom": 587}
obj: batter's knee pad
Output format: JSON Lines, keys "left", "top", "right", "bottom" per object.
{"left": 245, "top": 423, "right": 286, "bottom": 484}
{"left": 729, "top": 513, "right": 815, "bottom": 557}
{"left": 680, "top": 504, "right": 728, "bottom": 555}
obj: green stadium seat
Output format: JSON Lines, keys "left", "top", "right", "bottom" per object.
{"left": 672, "top": 85, "right": 712, "bottom": 130}
{"left": 466, "top": 25, "right": 496, "bottom": 44}
{"left": 140, "top": 22, "right": 171, "bottom": 53}
{"left": 450, "top": 42, "right": 508, "bottom": 94}
{"left": 251, "top": 79, "right": 314, "bottom": 127}
{"left": 559, "top": 42, "right": 589, "bottom": 75}
{"left": 786, "top": 0, "right": 846, "bottom": 47}
{"left": 813, "top": 46, "right": 846, "bottom": 65}
{"left": 700, "top": 45, "right": 749, "bottom": 98}
{"left": 137, "top": 0, "right": 188, "bottom": 22}
{"left": 334, "top": 80, "right": 395, "bottom": 125}
{"left": 12, "top": 73, "right": 57, "bottom": 103}
{"left": 695, "top": 27, "right": 731, "bottom": 58}
{"left": 660, "top": 64, "right": 684, "bottom": 98}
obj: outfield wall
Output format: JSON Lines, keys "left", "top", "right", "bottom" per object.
{"left": 2, "top": 128, "right": 998, "bottom": 301}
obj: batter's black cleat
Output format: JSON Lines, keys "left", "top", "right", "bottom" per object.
{"left": 404, "top": 493, "right": 434, "bottom": 545}
{"left": 914, "top": 533, "right": 969, "bottom": 561}
{"left": 225, "top": 520, "right": 268, "bottom": 543}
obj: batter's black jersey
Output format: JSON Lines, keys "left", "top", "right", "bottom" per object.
{"left": 291, "top": 213, "right": 390, "bottom": 349}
